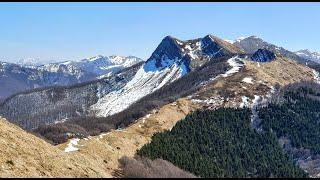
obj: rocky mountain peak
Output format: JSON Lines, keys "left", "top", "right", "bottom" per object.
{"left": 251, "top": 49, "right": 277, "bottom": 62}
{"left": 144, "top": 36, "right": 185, "bottom": 71}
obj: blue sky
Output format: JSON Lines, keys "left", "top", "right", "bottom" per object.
{"left": 0, "top": 2, "right": 320, "bottom": 63}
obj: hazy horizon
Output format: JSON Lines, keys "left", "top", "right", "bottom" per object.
{"left": 1, "top": 2, "right": 320, "bottom": 63}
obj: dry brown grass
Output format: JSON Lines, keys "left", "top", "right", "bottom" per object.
{"left": 56, "top": 98, "right": 200, "bottom": 177}
{"left": 0, "top": 117, "right": 111, "bottom": 178}
{"left": 244, "top": 57, "right": 315, "bottom": 87}
{"left": 193, "top": 56, "right": 315, "bottom": 108}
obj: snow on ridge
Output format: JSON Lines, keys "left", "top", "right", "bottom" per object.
{"left": 64, "top": 138, "right": 80, "bottom": 153}
{"left": 206, "top": 56, "right": 244, "bottom": 82}
{"left": 38, "top": 55, "right": 143, "bottom": 77}
{"left": 222, "top": 56, "right": 244, "bottom": 77}
{"left": 87, "top": 55, "right": 104, "bottom": 62}
{"left": 191, "top": 96, "right": 224, "bottom": 107}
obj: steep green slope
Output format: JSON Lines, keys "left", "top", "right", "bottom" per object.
{"left": 137, "top": 108, "right": 306, "bottom": 178}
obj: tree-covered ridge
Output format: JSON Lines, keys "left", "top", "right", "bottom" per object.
{"left": 138, "top": 108, "right": 306, "bottom": 178}
{"left": 260, "top": 83, "right": 320, "bottom": 154}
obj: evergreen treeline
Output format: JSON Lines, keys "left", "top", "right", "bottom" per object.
{"left": 137, "top": 108, "right": 307, "bottom": 178}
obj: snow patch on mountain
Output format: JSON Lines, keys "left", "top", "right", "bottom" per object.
{"left": 240, "top": 95, "right": 262, "bottom": 109}
{"left": 191, "top": 96, "right": 224, "bottom": 107}
{"left": 240, "top": 96, "right": 250, "bottom": 108}
{"left": 206, "top": 56, "right": 244, "bottom": 82}
{"left": 222, "top": 56, "right": 244, "bottom": 77}
{"left": 90, "top": 60, "right": 188, "bottom": 117}
{"left": 313, "top": 69, "right": 320, "bottom": 84}
{"left": 252, "top": 95, "right": 261, "bottom": 106}
{"left": 242, "top": 77, "right": 254, "bottom": 84}
{"left": 64, "top": 138, "right": 80, "bottom": 153}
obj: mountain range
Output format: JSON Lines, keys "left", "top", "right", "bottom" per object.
{"left": 1, "top": 34, "right": 320, "bottom": 177}
{"left": 0, "top": 55, "right": 143, "bottom": 100}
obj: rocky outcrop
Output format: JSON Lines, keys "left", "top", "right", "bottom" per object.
{"left": 251, "top": 49, "right": 276, "bottom": 62}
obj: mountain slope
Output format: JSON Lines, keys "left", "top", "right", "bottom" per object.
{"left": 0, "top": 61, "right": 93, "bottom": 99}
{"left": 1, "top": 34, "right": 317, "bottom": 143}
{"left": 47, "top": 48, "right": 317, "bottom": 175}
{"left": 1, "top": 34, "right": 320, "bottom": 177}
{"left": 0, "top": 117, "right": 112, "bottom": 177}
{"left": 0, "top": 62, "right": 143, "bottom": 130}
{"left": 54, "top": 98, "right": 200, "bottom": 177}
{"left": 90, "top": 35, "right": 243, "bottom": 117}
{"left": 0, "top": 34, "right": 243, "bottom": 131}
{"left": 0, "top": 56, "right": 143, "bottom": 99}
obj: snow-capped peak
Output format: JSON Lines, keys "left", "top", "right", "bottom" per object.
{"left": 76, "top": 55, "right": 143, "bottom": 77}
{"left": 87, "top": 55, "right": 104, "bottom": 62}
{"left": 296, "top": 49, "right": 312, "bottom": 54}
{"left": 234, "top": 35, "right": 259, "bottom": 43}
{"left": 296, "top": 49, "right": 320, "bottom": 57}
{"left": 16, "top": 58, "right": 47, "bottom": 67}
{"left": 295, "top": 49, "right": 320, "bottom": 63}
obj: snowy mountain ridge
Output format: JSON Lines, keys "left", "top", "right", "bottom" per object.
{"left": 38, "top": 55, "right": 143, "bottom": 77}
{"left": 295, "top": 49, "right": 320, "bottom": 64}
{"left": 0, "top": 55, "right": 143, "bottom": 99}
{"left": 90, "top": 35, "right": 243, "bottom": 117}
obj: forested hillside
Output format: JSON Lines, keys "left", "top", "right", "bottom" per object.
{"left": 259, "top": 82, "right": 320, "bottom": 155}
{"left": 137, "top": 108, "right": 306, "bottom": 178}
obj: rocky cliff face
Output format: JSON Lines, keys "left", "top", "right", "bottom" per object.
{"left": 251, "top": 49, "right": 277, "bottom": 62}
